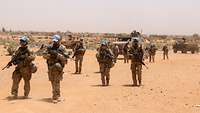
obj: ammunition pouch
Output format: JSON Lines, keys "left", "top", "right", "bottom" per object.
{"left": 30, "top": 63, "right": 37, "bottom": 73}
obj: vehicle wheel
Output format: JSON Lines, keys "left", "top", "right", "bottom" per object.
{"left": 173, "top": 50, "right": 177, "bottom": 53}
{"left": 182, "top": 50, "right": 187, "bottom": 53}
{"left": 191, "top": 50, "right": 195, "bottom": 54}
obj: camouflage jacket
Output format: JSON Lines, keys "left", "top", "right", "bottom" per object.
{"left": 129, "top": 46, "right": 144, "bottom": 63}
{"left": 12, "top": 46, "right": 35, "bottom": 69}
{"left": 149, "top": 46, "right": 157, "bottom": 55}
{"left": 73, "top": 42, "right": 86, "bottom": 57}
{"left": 162, "top": 46, "right": 169, "bottom": 52}
{"left": 96, "top": 48, "right": 114, "bottom": 64}
{"left": 123, "top": 44, "right": 129, "bottom": 54}
{"left": 43, "top": 44, "right": 69, "bottom": 68}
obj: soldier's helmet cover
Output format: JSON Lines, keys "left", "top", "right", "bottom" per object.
{"left": 31, "top": 63, "right": 37, "bottom": 73}
{"left": 20, "top": 36, "right": 29, "bottom": 45}
{"left": 52, "top": 35, "right": 61, "bottom": 42}
{"left": 100, "top": 39, "right": 108, "bottom": 46}
{"left": 150, "top": 43, "right": 155, "bottom": 47}
{"left": 80, "top": 37, "right": 84, "bottom": 41}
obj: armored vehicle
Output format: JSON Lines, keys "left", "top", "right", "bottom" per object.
{"left": 173, "top": 42, "right": 199, "bottom": 54}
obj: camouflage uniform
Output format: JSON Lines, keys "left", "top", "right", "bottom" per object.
{"left": 123, "top": 43, "right": 129, "bottom": 63}
{"left": 129, "top": 41, "right": 144, "bottom": 86}
{"left": 73, "top": 41, "right": 86, "bottom": 74}
{"left": 131, "top": 31, "right": 140, "bottom": 37}
{"left": 162, "top": 45, "right": 169, "bottom": 60}
{"left": 11, "top": 46, "right": 35, "bottom": 98}
{"left": 111, "top": 45, "right": 119, "bottom": 62}
{"left": 43, "top": 36, "right": 69, "bottom": 101}
{"left": 97, "top": 46, "right": 114, "bottom": 86}
{"left": 148, "top": 45, "right": 157, "bottom": 63}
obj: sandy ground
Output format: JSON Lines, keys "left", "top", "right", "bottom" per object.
{"left": 0, "top": 46, "right": 200, "bottom": 113}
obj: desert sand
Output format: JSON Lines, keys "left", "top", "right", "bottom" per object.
{"left": 0, "top": 46, "right": 200, "bottom": 113}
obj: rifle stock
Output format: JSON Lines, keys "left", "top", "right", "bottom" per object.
{"left": 2, "top": 48, "right": 29, "bottom": 70}
{"left": 2, "top": 62, "right": 12, "bottom": 70}
{"left": 141, "top": 61, "right": 148, "bottom": 69}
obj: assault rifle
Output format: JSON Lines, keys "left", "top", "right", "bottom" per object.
{"left": 129, "top": 53, "right": 148, "bottom": 69}
{"left": 2, "top": 48, "right": 29, "bottom": 70}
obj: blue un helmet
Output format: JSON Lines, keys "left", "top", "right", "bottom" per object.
{"left": 20, "top": 36, "right": 29, "bottom": 46}
{"left": 100, "top": 39, "right": 108, "bottom": 46}
{"left": 52, "top": 35, "right": 61, "bottom": 43}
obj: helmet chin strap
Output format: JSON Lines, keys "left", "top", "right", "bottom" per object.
{"left": 53, "top": 42, "right": 60, "bottom": 48}
{"left": 20, "top": 44, "right": 27, "bottom": 48}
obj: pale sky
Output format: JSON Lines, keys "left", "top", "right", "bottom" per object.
{"left": 0, "top": 0, "right": 200, "bottom": 35}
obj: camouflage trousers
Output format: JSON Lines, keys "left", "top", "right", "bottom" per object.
{"left": 131, "top": 63, "right": 142, "bottom": 86}
{"left": 149, "top": 54, "right": 155, "bottom": 62}
{"left": 100, "top": 63, "right": 111, "bottom": 86}
{"left": 48, "top": 63, "right": 64, "bottom": 100}
{"left": 163, "top": 52, "right": 169, "bottom": 60}
{"left": 113, "top": 52, "right": 119, "bottom": 63}
{"left": 11, "top": 67, "right": 32, "bottom": 97}
{"left": 123, "top": 54, "right": 129, "bottom": 63}
{"left": 75, "top": 55, "right": 83, "bottom": 73}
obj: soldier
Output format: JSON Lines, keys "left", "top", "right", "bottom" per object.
{"left": 131, "top": 30, "right": 140, "bottom": 37}
{"left": 162, "top": 45, "right": 169, "bottom": 60}
{"left": 96, "top": 40, "right": 115, "bottom": 86}
{"left": 43, "top": 35, "right": 69, "bottom": 103}
{"left": 148, "top": 44, "right": 157, "bottom": 63}
{"left": 129, "top": 38, "right": 144, "bottom": 86}
{"left": 111, "top": 44, "right": 119, "bottom": 63}
{"left": 123, "top": 42, "right": 129, "bottom": 63}
{"left": 6, "top": 36, "right": 36, "bottom": 99}
{"left": 72, "top": 38, "right": 86, "bottom": 74}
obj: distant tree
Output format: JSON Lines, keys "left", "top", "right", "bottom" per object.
{"left": 193, "top": 33, "right": 199, "bottom": 38}
{"left": 2, "top": 27, "right": 6, "bottom": 32}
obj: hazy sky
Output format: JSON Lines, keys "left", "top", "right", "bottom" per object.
{"left": 0, "top": 0, "right": 200, "bottom": 34}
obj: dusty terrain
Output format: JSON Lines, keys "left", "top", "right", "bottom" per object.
{"left": 0, "top": 46, "right": 200, "bottom": 113}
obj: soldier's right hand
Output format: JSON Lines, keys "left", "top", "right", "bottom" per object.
{"left": 8, "top": 61, "right": 12, "bottom": 66}
{"left": 49, "top": 50, "right": 58, "bottom": 56}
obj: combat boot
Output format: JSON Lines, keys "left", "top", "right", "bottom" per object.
{"left": 23, "top": 95, "right": 29, "bottom": 99}
{"left": 11, "top": 94, "right": 18, "bottom": 99}
{"left": 139, "top": 81, "right": 142, "bottom": 86}
{"left": 102, "top": 80, "right": 105, "bottom": 86}
{"left": 78, "top": 68, "right": 82, "bottom": 74}
{"left": 11, "top": 92, "right": 18, "bottom": 99}
{"left": 23, "top": 93, "right": 29, "bottom": 99}
{"left": 106, "top": 80, "right": 109, "bottom": 86}
{"left": 52, "top": 99, "right": 58, "bottom": 104}
{"left": 57, "top": 97, "right": 65, "bottom": 103}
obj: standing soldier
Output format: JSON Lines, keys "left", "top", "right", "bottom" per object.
{"left": 162, "top": 45, "right": 169, "bottom": 60}
{"left": 123, "top": 42, "right": 129, "bottom": 63}
{"left": 43, "top": 35, "right": 69, "bottom": 103}
{"left": 3, "top": 36, "right": 36, "bottom": 99}
{"left": 72, "top": 38, "right": 86, "bottom": 74}
{"left": 129, "top": 38, "right": 144, "bottom": 86}
{"left": 111, "top": 44, "right": 119, "bottom": 63}
{"left": 131, "top": 30, "right": 139, "bottom": 37}
{"left": 148, "top": 44, "right": 157, "bottom": 63}
{"left": 96, "top": 40, "right": 115, "bottom": 86}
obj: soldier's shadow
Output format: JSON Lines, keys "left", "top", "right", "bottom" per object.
{"left": 71, "top": 73, "right": 82, "bottom": 75}
{"left": 38, "top": 97, "right": 52, "bottom": 103}
{"left": 122, "top": 84, "right": 140, "bottom": 87}
{"left": 94, "top": 71, "right": 101, "bottom": 74}
{"left": 91, "top": 84, "right": 111, "bottom": 87}
{"left": 4, "top": 96, "right": 31, "bottom": 101}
